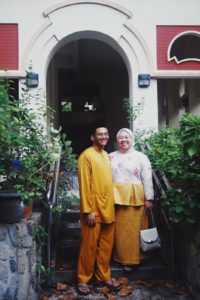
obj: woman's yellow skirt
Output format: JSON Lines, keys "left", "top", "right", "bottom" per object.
{"left": 113, "top": 205, "right": 148, "bottom": 265}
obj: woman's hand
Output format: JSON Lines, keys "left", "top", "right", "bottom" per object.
{"left": 145, "top": 200, "right": 153, "bottom": 209}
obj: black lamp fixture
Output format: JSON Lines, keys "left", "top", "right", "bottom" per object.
{"left": 138, "top": 74, "right": 150, "bottom": 88}
{"left": 26, "top": 72, "right": 39, "bottom": 88}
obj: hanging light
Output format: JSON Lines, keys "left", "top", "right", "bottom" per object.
{"left": 26, "top": 72, "right": 39, "bottom": 88}
{"left": 138, "top": 74, "right": 150, "bottom": 88}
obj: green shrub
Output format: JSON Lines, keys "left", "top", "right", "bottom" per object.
{"left": 146, "top": 113, "right": 200, "bottom": 224}
{"left": 0, "top": 79, "right": 77, "bottom": 206}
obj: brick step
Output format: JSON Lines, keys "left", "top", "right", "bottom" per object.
{"left": 63, "top": 222, "right": 80, "bottom": 229}
{"left": 60, "top": 221, "right": 80, "bottom": 236}
{"left": 51, "top": 256, "right": 170, "bottom": 284}
{"left": 60, "top": 221, "right": 80, "bottom": 233}
{"left": 61, "top": 211, "right": 80, "bottom": 222}
{"left": 59, "top": 221, "right": 80, "bottom": 245}
{"left": 53, "top": 211, "right": 174, "bottom": 283}
{"left": 60, "top": 239, "right": 80, "bottom": 248}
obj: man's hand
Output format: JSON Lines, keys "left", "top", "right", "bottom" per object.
{"left": 145, "top": 200, "right": 153, "bottom": 209}
{"left": 86, "top": 212, "right": 97, "bottom": 226}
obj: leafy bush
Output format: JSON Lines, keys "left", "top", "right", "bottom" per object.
{"left": 0, "top": 79, "right": 77, "bottom": 205}
{"left": 145, "top": 113, "right": 200, "bottom": 224}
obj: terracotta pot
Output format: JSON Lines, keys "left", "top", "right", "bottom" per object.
{"left": 22, "top": 203, "right": 33, "bottom": 219}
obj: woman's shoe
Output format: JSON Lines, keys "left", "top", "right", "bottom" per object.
{"left": 123, "top": 265, "right": 133, "bottom": 272}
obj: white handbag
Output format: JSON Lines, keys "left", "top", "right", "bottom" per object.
{"left": 140, "top": 209, "right": 161, "bottom": 252}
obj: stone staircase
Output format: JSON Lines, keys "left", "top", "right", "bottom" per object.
{"left": 50, "top": 210, "right": 171, "bottom": 284}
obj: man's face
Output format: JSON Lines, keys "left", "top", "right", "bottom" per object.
{"left": 91, "top": 127, "right": 109, "bottom": 148}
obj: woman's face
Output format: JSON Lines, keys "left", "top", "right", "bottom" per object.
{"left": 117, "top": 130, "right": 133, "bottom": 152}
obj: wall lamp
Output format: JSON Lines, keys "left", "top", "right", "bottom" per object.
{"left": 138, "top": 74, "right": 150, "bottom": 88}
{"left": 26, "top": 72, "right": 39, "bottom": 88}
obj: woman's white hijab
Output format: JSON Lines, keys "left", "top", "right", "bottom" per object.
{"left": 116, "top": 128, "right": 135, "bottom": 148}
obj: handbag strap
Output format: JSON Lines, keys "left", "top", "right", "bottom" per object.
{"left": 141, "top": 208, "right": 156, "bottom": 229}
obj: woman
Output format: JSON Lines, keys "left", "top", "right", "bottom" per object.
{"left": 109, "top": 128, "right": 154, "bottom": 271}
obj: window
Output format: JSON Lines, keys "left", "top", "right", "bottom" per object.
{"left": 168, "top": 31, "right": 200, "bottom": 64}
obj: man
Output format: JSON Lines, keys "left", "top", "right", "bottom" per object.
{"left": 77, "top": 122, "right": 119, "bottom": 295}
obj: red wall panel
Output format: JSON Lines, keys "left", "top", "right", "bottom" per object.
{"left": 0, "top": 24, "right": 18, "bottom": 70}
{"left": 157, "top": 26, "right": 200, "bottom": 70}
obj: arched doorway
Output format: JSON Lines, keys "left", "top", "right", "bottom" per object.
{"left": 47, "top": 34, "right": 129, "bottom": 155}
{"left": 23, "top": 0, "right": 157, "bottom": 138}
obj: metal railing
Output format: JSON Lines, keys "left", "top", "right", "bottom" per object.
{"left": 46, "top": 146, "right": 62, "bottom": 270}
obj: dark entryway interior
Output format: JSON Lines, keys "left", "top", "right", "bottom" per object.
{"left": 157, "top": 78, "right": 200, "bottom": 129}
{"left": 48, "top": 38, "right": 129, "bottom": 155}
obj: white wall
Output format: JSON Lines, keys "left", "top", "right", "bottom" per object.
{"left": 189, "top": 80, "right": 200, "bottom": 115}
{"left": 1, "top": 0, "right": 200, "bottom": 131}
{"left": 1, "top": 0, "right": 200, "bottom": 71}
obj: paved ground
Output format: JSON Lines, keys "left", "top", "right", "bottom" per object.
{"left": 41, "top": 278, "right": 193, "bottom": 300}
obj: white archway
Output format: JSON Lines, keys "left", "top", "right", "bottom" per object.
{"left": 21, "top": 0, "right": 157, "bottom": 130}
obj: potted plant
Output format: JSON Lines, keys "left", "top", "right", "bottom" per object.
{"left": 0, "top": 79, "right": 62, "bottom": 223}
